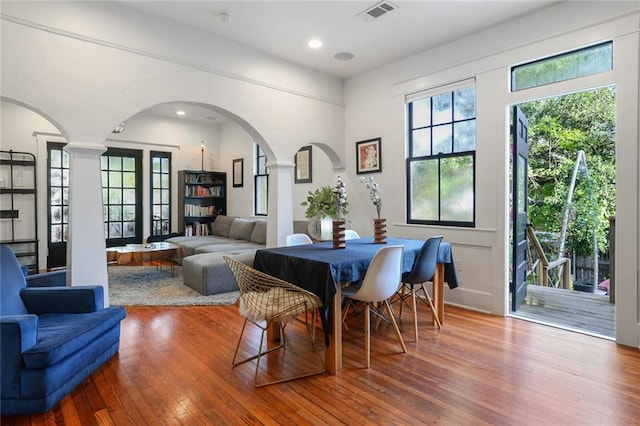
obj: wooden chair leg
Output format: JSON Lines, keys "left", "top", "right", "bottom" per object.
{"left": 425, "top": 284, "right": 442, "bottom": 330}
{"left": 412, "top": 287, "right": 419, "bottom": 342}
{"left": 365, "top": 302, "right": 371, "bottom": 368}
{"left": 385, "top": 300, "right": 406, "bottom": 354}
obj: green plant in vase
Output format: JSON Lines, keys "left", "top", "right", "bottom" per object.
{"left": 301, "top": 177, "right": 349, "bottom": 240}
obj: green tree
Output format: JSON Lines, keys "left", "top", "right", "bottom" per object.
{"left": 520, "top": 87, "right": 615, "bottom": 256}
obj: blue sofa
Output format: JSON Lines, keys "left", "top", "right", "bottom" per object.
{"left": 0, "top": 245, "right": 127, "bottom": 415}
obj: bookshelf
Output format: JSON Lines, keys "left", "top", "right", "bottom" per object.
{"left": 0, "top": 150, "right": 38, "bottom": 273}
{"left": 178, "top": 170, "right": 226, "bottom": 236}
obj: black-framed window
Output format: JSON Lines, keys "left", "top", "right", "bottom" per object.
{"left": 254, "top": 144, "right": 268, "bottom": 216}
{"left": 150, "top": 151, "right": 171, "bottom": 236}
{"left": 511, "top": 41, "right": 613, "bottom": 91}
{"left": 101, "top": 148, "right": 143, "bottom": 247}
{"left": 406, "top": 83, "right": 476, "bottom": 226}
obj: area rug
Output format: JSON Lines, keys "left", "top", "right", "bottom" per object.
{"left": 108, "top": 265, "right": 239, "bottom": 306}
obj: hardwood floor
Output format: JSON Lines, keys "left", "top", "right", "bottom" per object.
{"left": 3, "top": 303, "right": 640, "bottom": 425}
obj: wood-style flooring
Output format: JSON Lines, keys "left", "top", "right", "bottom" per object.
{"left": 2, "top": 303, "right": 640, "bottom": 425}
{"left": 516, "top": 284, "right": 615, "bottom": 337}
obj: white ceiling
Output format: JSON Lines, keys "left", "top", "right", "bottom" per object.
{"left": 121, "top": 0, "right": 558, "bottom": 79}
{"left": 125, "top": 0, "right": 558, "bottom": 123}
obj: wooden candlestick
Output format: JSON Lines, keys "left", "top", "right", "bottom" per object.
{"left": 374, "top": 218, "right": 387, "bottom": 244}
{"left": 332, "top": 220, "right": 346, "bottom": 249}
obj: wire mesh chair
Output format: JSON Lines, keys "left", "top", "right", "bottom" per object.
{"left": 224, "top": 256, "right": 325, "bottom": 387}
{"left": 391, "top": 236, "right": 443, "bottom": 341}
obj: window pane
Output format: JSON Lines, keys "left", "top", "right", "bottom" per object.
{"left": 255, "top": 175, "right": 268, "bottom": 215}
{"left": 409, "top": 159, "right": 438, "bottom": 221}
{"left": 153, "top": 189, "right": 161, "bottom": 203}
{"left": 109, "top": 156, "right": 121, "bottom": 171}
{"left": 412, "top": 128, "right": 431, "bottom": 156}
{"left": 152, "top": 174, "right": 161, "bottom": 189}
{"left": 51, "top": 206, "right": 62, "bottom": 224}
{"left": 62, "top": 169, "right": 69, "bottom": 187}
{"left": 51, "top": 225, "right": 63, "bottom": 243}
{"left": 101, "top": 156, "right": 108, "bottom": 170}
{"left": 51, "top": 150, "right": 61, "bottom": 168}
{"left": 454, "top": 87, "right": 476, "bottom": 120}
{"left": 122, "top": 172, "right": 135, "bottom": 188}
{"left": 50, "top": 170, "right": 61, "bottom": 186}
{"left": 122, "top": 157, "right": 135, "bottom": 171}
{"left": 453, "top": 120, "right": 476, "bottom": 151}
{"left": 161, "top": 157, "right": 169, "bottom": 173}
{"left": 412, "top": 98, "right": 431, "bottom": 128}
{"left": 109, "top": 223, "right": 122, "bottom": 238}
{"left": 123, "top": 189, "right": 136, "bottom": 204}
{"left": 162, "top": 205, "right": 170, "bottom": 219}
{"left": 441, "top": 156, "right": 474, "bottom": 222}
{"left": 161, "top": 174, "right": 169, "bottom": 188}
{"left": 123, "top": 222, "right": 136, "bottom": 237}
{"left": 109, "top": 206, "right": 122, "bottom": 221}
{"left": 109, "top": 171, "right": 122, "bottom": 187}
{"left": 51, "top": 188, "right": 62, "bottom": 205}
{"left": 62, "top": 151, "right": 69, "bottom": 168}
{"left": 512, "top": 42, "right": 612, "bottom": 91}
{"left": 432, "top": 124, "right": 452, "bottom": 154}
{"left": 161, "top": 189, "right": 169, "bottom": 203}
{"left": 432, "top": 93, "right": 452, "bottom": 125}
{"left": 152, "top": 158, "right": 161, "bottom": 173}
{"left": 109, "top": 189, "right": 121, "bottom": 204}
{"left": 123, "top": 205, "right": 136, "bottom": 221}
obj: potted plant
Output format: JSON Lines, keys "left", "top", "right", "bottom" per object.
{"left": 301, "top": 179, "right": 349, "bottom": 240}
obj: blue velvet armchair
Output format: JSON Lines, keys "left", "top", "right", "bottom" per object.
{"left": 0, "top": 244, "right": 126, "bottom": 415}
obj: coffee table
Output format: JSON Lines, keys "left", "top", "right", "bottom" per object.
{"left": 106, "top": 242, "right": 184, "bottom": 274}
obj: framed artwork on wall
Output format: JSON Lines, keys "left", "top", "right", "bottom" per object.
{"left": 356, "top": 137, "right": 382, "bottom": 174}
{"left": 294, "top": 146, "right": 312, "bottom": 183}
{"left": 232, "top": 158, "right": 243, "bottom": 187}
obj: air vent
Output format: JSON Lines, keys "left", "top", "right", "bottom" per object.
{"left": 357, "top": 1, "right": 397, "bottom": 22}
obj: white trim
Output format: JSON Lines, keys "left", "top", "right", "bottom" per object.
{"left": 405, "top": 78, "right": 476, "bottom": 103}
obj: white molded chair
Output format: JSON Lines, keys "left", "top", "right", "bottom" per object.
{"left": 341, "top": 245, "right": 406, "bottom": 368}
{"left": 391, "top": 236, "right": 443, "bottom": 341}
{"left": 345, "top": 229, "right": 360, "bottom": 240}
{"left": 224, "top": 256, "right": 325, "bottom": 387}
{"left": 286, "top": 233, "right": 313, "bottom": 246}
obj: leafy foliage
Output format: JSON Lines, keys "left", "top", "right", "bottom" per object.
{"left": 520, "top": 87, "right": 615, "bottom": 256}
{"left": 301, "top": 186, "right": 349, "bottom": 220}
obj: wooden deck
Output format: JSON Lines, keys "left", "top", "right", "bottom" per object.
{"left": 514, "top": 284, "right": 615, "bottom": 338}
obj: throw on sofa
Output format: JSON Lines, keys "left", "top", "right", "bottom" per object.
{"left": 0, "top": 245, "right": 127, "bottom": 415}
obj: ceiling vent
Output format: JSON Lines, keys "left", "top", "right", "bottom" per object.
{"left": 357, "top": 1, "right": 397, "bottom": 22}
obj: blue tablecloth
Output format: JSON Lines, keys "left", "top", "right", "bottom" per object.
{"left": 253, "top": 237, "right": 458, "bottom": 344}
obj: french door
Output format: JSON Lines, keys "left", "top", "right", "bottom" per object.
{"left": 511, "top": 106, "right": 529, "bottom": 311}
{"left": 102, "top": 148, "right": 143, "bottom": 247}
{"left": 46, "top": 143, "right": 69, "bottom": 268}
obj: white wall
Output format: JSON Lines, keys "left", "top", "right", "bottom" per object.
{"left": 344, "top": 2, "right": 640, "bottom": 346}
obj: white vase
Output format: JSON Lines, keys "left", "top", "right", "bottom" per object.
{"left": 308, "top": 215, "right": 333, "bottom": 241}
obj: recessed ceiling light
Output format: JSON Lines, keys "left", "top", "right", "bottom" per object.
{"left": 176, "top": 110, "right": 186, "bottom": 116}
{"left": 334, "top": 52, "right": 354, "bottom": 61}
{"left": 308, "top": 39, "right": 323, "bottom": 49}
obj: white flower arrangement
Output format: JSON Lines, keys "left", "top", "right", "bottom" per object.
{"left": 333, "top": 176, "right": 347, "bottom": 221}
{"left": 361, "top": 176, "right": 382, "bottom": 219}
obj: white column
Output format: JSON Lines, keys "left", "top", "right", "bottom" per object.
{"left": 265, "top": 161, "right": 294, "bottom": 248}
{"left": 64, "top": 141, "right": 109, "bottom": 306}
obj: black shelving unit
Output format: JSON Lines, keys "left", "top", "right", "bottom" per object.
{"left": 0, "top": 150, "right": 38, "bottom": 273}
{"left": 177, "top": 170, "right": 226, "bottom": 236}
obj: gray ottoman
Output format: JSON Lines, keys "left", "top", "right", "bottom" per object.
{"left": 182, "top": 250, "right": 257, "bottom": 295}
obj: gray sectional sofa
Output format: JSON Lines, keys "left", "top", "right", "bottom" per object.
{"left": 165, "top": 215, "right": 311, "bottom": 296}
{"left": 165, "top": 215, "right": 266, "bottom": 295}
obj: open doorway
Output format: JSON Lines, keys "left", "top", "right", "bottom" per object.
{"left": 509, "top": 86, "right": 616, "bottom": 339}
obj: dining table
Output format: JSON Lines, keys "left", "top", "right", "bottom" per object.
{"left": 253, "top": 237, "right": 458, "bottom": 374}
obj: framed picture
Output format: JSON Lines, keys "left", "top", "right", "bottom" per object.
{"left": 294, "top": 146, "right": 312, "bottom": 184}
{"left": 232, "top": 158, "right": 243, "bottom": 187}
{"left": 356, "top": 137, "right": 382, "bottom": 174}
